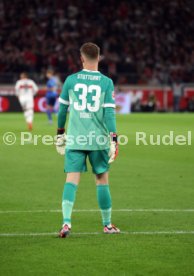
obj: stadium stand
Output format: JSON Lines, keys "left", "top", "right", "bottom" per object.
{"left": 0, "top": 0, "right": 194, "bottom": 84}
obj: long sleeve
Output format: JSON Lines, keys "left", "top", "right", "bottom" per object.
{"left": 58, "top": 103, "right": 68, "bottom": 128}
{"left": 58, "top": 77, "right": 70, "bottom": 129}
{"left": 104, "top": 107, "right": 116, "bottom": 133}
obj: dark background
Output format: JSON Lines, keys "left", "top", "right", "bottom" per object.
{"left": 0, "top": 0, "right": 194, "bottom": 85}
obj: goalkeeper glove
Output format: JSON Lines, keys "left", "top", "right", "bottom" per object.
{"left": 108, "top": 132, "right": 118, "bottom": 164}
{"left": 56, "top": 128, "right": 66, "bottom": 155}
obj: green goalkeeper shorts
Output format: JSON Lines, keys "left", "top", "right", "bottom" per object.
{"left": 64, "top": 149, "right": 110, "bottom": 174}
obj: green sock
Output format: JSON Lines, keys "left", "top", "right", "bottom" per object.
{"left": 62, "top": 182, "right": 78, "bottom": 226}
{"left": 97, "top": 184, "right": 112, "bottom": 226}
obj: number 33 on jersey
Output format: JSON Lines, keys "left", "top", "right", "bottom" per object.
{"left": 58, "top": 69, "right": 115, "bottom": 150}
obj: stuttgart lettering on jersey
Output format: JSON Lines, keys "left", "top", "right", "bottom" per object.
{"left": 77, "top": 74, "right": 101, "bottom": 81}
{"left": 59, "top": 69, "right": 115, "bottom": 150}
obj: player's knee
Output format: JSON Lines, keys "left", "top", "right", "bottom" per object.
{"left": 66, "top": 173, "right": 80, "bottom": 185}
{"left": 24, "top": 109, "right": 33, "bottom": 123}
{"left": 96, "top": 172, "right": 109, "bottom": 185}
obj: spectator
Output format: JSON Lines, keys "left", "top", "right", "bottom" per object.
{"left": 187, "top": 96, "right": 194, "bottom": 112}
{"left": 0, "top": 0, "right": 194, "bottom": 85}
{"left": 171, "top": 78, "right": 183, "bottom": 112}
{"left": 141, "top": 92, "right": 157, "bottom": 112}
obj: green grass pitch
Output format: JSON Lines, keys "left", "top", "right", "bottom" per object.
{"left": 0, "top": 113, "right": 194, "bottom": 276}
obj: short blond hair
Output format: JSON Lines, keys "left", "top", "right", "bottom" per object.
{"left": 80, "top": 42, "right": 100, "bottom": 60}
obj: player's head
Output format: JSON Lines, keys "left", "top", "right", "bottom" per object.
{"left": 20, "top": 72, "right": 28, "bottom": 79}
{"left": 80, "top": 42, "right": 100, "bottom": 65}
{"left": 46, "top": 69, "right": 54, "bottom": 79}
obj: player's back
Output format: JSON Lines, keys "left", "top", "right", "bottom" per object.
{"left": 15, "top": 79, "right": 37, "bottom": 98}
{"left": 60, "top": 69, "right": 115, "bottom": 150}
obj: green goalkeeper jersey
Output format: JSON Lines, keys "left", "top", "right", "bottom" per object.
{"left": 59, "top": 69, "right": 115, "bottom": 150}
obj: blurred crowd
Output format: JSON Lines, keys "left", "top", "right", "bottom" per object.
{"left": 0, "top": 0, "right": 194, "bottom": 84}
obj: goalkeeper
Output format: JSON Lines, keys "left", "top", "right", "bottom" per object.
{"left": 56, "top": 42, "right": 120, "bottom": 238}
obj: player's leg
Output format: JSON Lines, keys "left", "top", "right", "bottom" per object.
{"left": 46, "top": 96, "right": 53, "bottom": 124}
{"left": 25, "top": 99, "right": 34, "bottom": 131}
{"left": 50, "top": 96, "right": 57, "bottom": 114}
{"left": 18, "top": 97, "right": 26, "bottom": 122}
{"left": 89, "top": 151, "right": 111, "bottom": 227}
{"left": 89, "top": 150, "right": 120, "bottom": 233}
{"left": 19, "top": 97, "right": 33, "bottom": 131}
{"left": 46, "top": 104, "right": 52, "bottom": 124}
{"left": 95, "top": 173, "right": 119, "bottom": 233}
{"left": 59, "top": 150, "right": 87, "bottom": 238}
{"left": 60, "top": 172, "right": 80, "bottom": 237}
{"left": 46, "top": 97, "right": 57, "bottom": 123}
{"left": 62, "top": 172, "right": 80, "bottom": 228}
{"left": 96, "top": 172, "right": 112, "bottom": 226}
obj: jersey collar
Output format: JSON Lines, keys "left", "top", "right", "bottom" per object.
{"left": 82, "top": 69, "right": 99, "bottom": 73}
